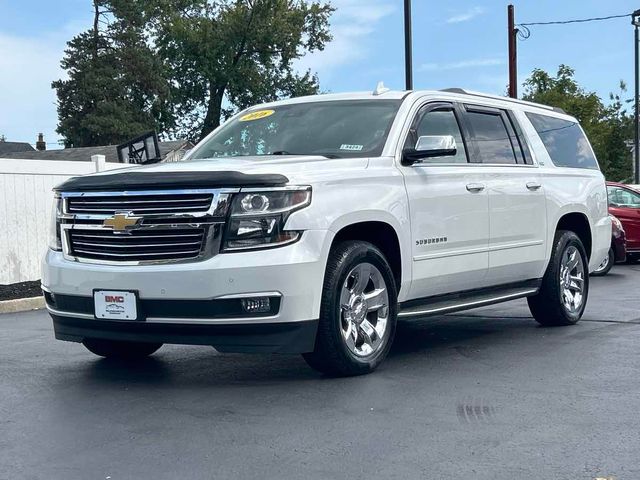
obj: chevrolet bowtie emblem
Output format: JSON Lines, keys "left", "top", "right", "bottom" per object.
{"left": 103, "top": 212, "right": 142, "bottom": 233}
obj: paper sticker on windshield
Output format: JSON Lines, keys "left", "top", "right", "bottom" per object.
{"left": 340, "top": 144, "right": 364, "bottom": 151}
{"left": 239, "top": 110, "right": 275, "bottom": 122}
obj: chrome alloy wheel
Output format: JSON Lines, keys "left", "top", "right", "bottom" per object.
{"left": 559, "top": 245, "right": 585, "bottom": 313}
{"left": 594, "top": 253, "right": 610, "bottom": 274}
{"left": 339, "top": 262, "right": 389, "bottom": 358}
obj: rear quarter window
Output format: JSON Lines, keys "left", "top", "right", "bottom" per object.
{"left": 525, "top": 112, "right": 599, "bottom": 170}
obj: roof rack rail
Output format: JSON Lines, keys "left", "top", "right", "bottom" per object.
{"left": 440, "top": 88, "right": 566, "bottom": 114}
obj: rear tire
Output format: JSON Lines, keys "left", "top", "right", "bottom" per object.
{"left": 626, "top": 254, "right": 640, "bottom": 264}
{"left": 82, "top": 339, "right": 162, "bottom": 359}
{"left": 528, "top": 230, "right": 588, "bottom": 326}
{"left": 303, "top": 241, "right": 398, "bottom": 376}
{"left": 591, "top": 247, "right": 614, "bottom": 276}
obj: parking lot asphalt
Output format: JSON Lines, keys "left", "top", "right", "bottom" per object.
{"left": 2, "top": 265, "right": 640, "bottom": 480}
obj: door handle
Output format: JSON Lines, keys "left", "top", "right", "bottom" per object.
{"left": 466, "top": 183, "right": 485, "bottom": 193}
{"left": 526, "top": 182, "right": 542, "bottom": 191}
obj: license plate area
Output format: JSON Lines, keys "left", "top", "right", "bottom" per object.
{"left": 94, "top": 290, "right": 138, "bottom": 320}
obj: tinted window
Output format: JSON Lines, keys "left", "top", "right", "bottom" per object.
{"left": 526, "top": 112, "right": 598, "bottom": 169}
{"left": 608, "top": 186, "right": 640, "bottom": 207}
{"left": 408, "top": 109, "right": 468, "bottom": 164}
{"left": 465, "top": 111, "right": 518, "bottom": 164}
{"left": 190, "top": 100, "right": 401, "bottom": 160}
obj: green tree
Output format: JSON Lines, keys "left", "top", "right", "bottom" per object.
{"left": 522, "top": 65, "right": 633, "bottom": 181}
{"left": 53, "top": 0, "right": 173, "bottom": 147}
{"left": 144, "top": 0, "right": 334, "bottom": 140}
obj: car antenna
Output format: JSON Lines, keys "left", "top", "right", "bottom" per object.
{"left": 372, "top": 81, "right": 391, "bottom": 96}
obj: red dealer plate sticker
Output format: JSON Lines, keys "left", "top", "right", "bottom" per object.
{"left": 94, "top": 290, "right": 138, "bottom": 320}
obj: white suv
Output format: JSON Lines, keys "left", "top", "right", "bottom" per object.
{"left": 43, "top": 87, "right": 611, "bottom": 376}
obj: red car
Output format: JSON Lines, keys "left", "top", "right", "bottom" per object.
{"left": 592, "top": 214, "right": 626, "bottom": 275}
{"left": 607, "top": 181, "right": 640, "bottom": 261}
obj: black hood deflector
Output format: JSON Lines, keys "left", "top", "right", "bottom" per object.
{"left": 55, "top": 170, "right": 289, "bottom": 192}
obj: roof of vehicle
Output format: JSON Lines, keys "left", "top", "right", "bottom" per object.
{"left": 606, "top": 181, "right": 634, "bottom": 188}
{"left": 248, "top": 87, "right": 571, "bottom": 119}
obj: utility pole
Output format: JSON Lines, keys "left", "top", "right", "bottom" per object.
{"left": 508, "top": 4, "right": 518, "bottom": 98}
{"left": 404, "top": 0, "right": 413, "bottom": 90}
{"left": 633, "top": 10, "right": 640, "bottom": 183}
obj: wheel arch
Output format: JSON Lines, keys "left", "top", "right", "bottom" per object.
{"left": 555, "top": 211, "right": 592, "bottom": 260}
{"left": 328, "top": 218, "right": 407, "bottom": 294}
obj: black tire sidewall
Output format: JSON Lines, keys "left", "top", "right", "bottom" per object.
{"left": 323, "top": 242, "right": 398, "bottom": 371}
{"left": 552, "top": 231, "right": 589, "bottom": 323}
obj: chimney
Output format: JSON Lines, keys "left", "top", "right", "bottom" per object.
{"left": 36, "top": 133, "right": 46, "bottom": 151}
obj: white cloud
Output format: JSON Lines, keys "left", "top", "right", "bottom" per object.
{"left": 296, "top": 0, "right": 395, "bottom": 80}
{"left": 419, "top": 58, "right": 504, "bottom": 72}
{"left": 446, "top": 6, "right": 485, "bottom": 24}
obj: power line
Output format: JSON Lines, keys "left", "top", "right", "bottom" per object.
{"left": 519, "top": 13, "right": 630, "bottom": 27}
{"left": 516, "top": 13, "right": 631, "bottom": 40}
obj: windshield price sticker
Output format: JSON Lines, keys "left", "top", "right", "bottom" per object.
{"left": 239, "top": 110, "right": 275, "bottom": 122}
{"left": 340, "top": 144, "right": 364, "bottom": 151}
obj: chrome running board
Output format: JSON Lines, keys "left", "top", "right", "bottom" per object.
{"left": 398, "top": 282, "right": 540, "bottom": 319}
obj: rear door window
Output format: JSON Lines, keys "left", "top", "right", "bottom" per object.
{"left": 525, "top": 112, "right": 598, "bottom": 170}
{"left": 463, "top": 108, "right": 519, "bottom": 164}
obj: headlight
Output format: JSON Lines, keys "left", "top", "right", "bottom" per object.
{"left": 222, "top": 187, "right": 311, "bottom": 252}
{"left": 48, "top": 196, "right": 62, "bottom": 251}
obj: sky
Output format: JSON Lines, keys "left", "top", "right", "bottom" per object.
{"left": 1, "top": 0, "right": 639, "bottom": 149}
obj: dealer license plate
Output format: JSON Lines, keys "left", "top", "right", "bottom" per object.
{"left": 94, "top": 290, "right": 138, "bottom": 320}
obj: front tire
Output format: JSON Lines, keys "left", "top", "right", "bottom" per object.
{"left": 303, "top": 241, "right": 398, "bottom": 376}
{"left": 528, "top": 230, "right": 589, "bottom": 326}
{"left": 591, "top": 247, "right": 614, "bottom": 276}
{"left": 82, "top": 339, "right": 162, "bottom": 359}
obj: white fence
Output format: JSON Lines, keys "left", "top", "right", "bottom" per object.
{"left": 0, "top": 157, "right": 133, "bottom": 285}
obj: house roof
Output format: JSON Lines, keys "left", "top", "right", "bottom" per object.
{"left": 0, "top": 140, "right": 194, "bottom": 162}
{"left": 0, "top": 141, "right": 35, "bottom": 155}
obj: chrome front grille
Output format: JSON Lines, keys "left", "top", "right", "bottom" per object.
{"left": 59, "top": 189, "right": 236, "bottom": 265}
{"left": 67, "top": 193, "right": 214, "bottom": 215}
{"left": 68, "top": 228, "right": 207, "bottom": 262}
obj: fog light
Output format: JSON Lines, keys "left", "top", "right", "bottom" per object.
{"left": 241, "top": 297, "right": 271, "bottom": 314}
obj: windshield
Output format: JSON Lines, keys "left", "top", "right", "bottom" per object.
{"left": 189, "top": 99, "right": 401, "bottom": 160}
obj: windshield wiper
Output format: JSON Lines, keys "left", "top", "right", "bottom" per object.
{"left": 270, "top": 151, "right": 341, "bottom": 159}
{"left": 270, "top": 150, "right": 295, "bottom": 155}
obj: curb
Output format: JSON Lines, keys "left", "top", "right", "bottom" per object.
{"left": 0, "top": 296, "right": 46, "bottom": 314}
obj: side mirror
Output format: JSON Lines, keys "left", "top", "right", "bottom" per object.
{"left": 402, "top": 135, "right": 457, "bottom": 165}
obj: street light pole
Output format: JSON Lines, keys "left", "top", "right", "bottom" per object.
{"left": 634, "top": 11, "right": 640, "bottom": 183}
{"left": 404, "top": 0, "right": 413, "bottom": 90}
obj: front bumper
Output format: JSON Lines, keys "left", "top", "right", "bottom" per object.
{"left": 42, "top": 229, "right": 332, "bottom": 353}
{"left": 50, "top": 313, "right": 318, "bottom": 354}
{"left": 612, "top": 233, "right": 627, "bottom": 263}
